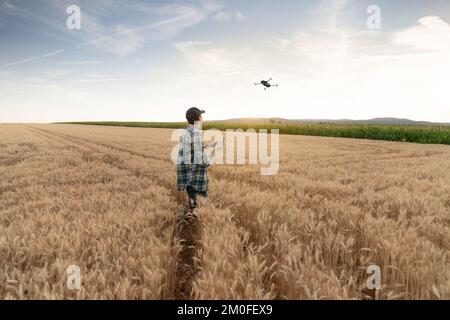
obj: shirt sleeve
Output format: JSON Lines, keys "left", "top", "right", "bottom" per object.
{"left": 179, "top": 130, "right": 192, "bottom": 164}
{"left": 192, "top": 127, "right": 212, "bottom": 167}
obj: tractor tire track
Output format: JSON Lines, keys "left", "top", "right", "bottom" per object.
{"left": 172, "top": 209, "right": 202, "bottom": 299}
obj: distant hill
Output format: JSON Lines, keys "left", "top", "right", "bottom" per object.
{"left": 215, "top": 117, "right": 450, "bottom": 126}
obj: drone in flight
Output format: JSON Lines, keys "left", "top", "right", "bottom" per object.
{"left": 254, "top": 78, "right": 279, "bottom": 90}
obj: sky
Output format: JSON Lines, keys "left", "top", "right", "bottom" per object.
{"left": 0, "top": 0, "right": 450, "bottom": 123}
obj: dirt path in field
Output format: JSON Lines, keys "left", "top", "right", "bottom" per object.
{"left": 172, "top": 208, "right": 201, "bottom": 299}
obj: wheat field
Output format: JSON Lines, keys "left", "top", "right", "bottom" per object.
{"left": 0, "top": 124, "right": 449, "bottom": 300}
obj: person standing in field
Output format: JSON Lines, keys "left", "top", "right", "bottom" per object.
{"left": 177, "top": 108, "right": 214, "bottom": 214}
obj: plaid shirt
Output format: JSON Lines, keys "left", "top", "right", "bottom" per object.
{"left": 177, "top": 125, "right": 212, "bottom": 193}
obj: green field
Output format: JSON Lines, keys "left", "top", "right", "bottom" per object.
{"left": 61, "top": 121, "right": 450, "bottom": 145}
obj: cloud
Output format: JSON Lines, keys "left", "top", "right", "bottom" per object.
{"left": 2, "top": 0, "right": 222, "bottom": 56}
{"left": 46, "top": 69, "right": 75, "bottom": 79}
{"left": 213, "top": 10, "right": 247, "bottom": 22}
{"left": 172, "top": 40, "right": 256, "bottom": 81}
{"left": 51, "top": 61, "right": 103, "bottom": 66}
{"left": 0, "top": 50, "right": 65, "bottom": 70}
{"left": 310, "top": 0, "right": 348, "bottom": 32}
{"left": 392, "top": 16, "right": 450, "bottom": 52}
{"left": 72, "top": 76, "right": 124, "bottom": 84}
{"left": 266, "top": 0, "right": 349, "bottom": 71}
{"left": 0, "top": 0, "right": 224, "bottom": 69}
{"left": 213, "top": 11, "right": 231, "bottom": 22}
{"left": 149, "top": 2, "right": 220, "bottom": 40}
{"left": 0, "top": 0, "right": 27, "bottom": 26}
{"left": 79, "top": 24, "right": 148, "bottom": 56}
{"left": 83, "top": 0, "right": 223, "bottom": 52}
{"left": 0, "top": 1, "right": 27, "bottom": 17}
{"left": 235, "top": 12, "right": 247, "bottom": 21}
{"left": 173, "top": 41, "right": 234, "bottom": 72}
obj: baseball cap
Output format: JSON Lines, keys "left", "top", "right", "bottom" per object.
{"left": 186, "top": 107, "right": 205, "bottom": 124}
